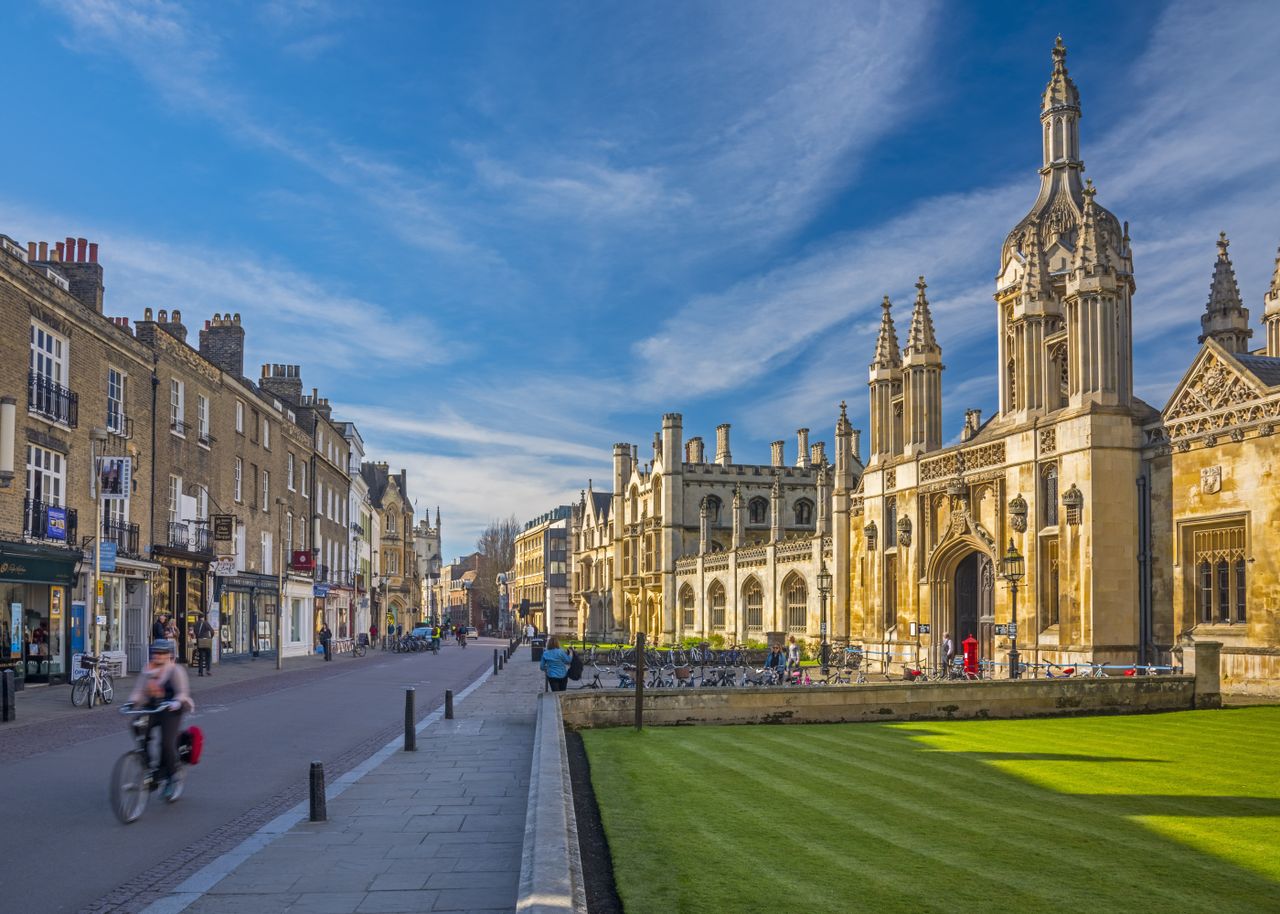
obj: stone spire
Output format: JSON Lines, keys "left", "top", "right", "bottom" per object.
{"left": 836, "top": 400, "right": 852, "bottom": 437}
{"left": 1073, "top": 180, "right": 1112, "bottom": 275}
{"left": 1020, "top": 221, "right": 1051, "bottom": 297}
{"left": 1198, "top": 232, "right": 1252, "bottom": 353}
{"left": 1265, "top": 244, "right": 1280, "bottom": 358}
{"left": 904, "top": 276, "right": 940, "bottom": 357}
{"left": 1042, "top": 35, "right": 1080, "bottom": 115}
{"left": 871, "top": 296, "right": 901, "bottom": 369}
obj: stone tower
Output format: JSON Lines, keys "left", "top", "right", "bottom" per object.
{"left": 868, "top": 296, "right": 902, "bottom": 462}
{"left": 1266, "top": 246, "right": 1280, "bottom": 357}
{"left": 996, "top": 37, "right": 1134, "bottom": 418}
{"left": 901, "top": 276, "right": 943, "bottom": 454}
{"left": 1198, "top": 233, "right": 1252, "bottom": 353}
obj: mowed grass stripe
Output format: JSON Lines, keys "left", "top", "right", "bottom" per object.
{"left": 583, "top": 708, "right": 1280, "bottom": 914}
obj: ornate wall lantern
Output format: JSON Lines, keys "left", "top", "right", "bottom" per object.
{"left": 864, "top": 520, "right": 878, "bottom": 552}
{"left": 1008, "top": 493, "right": 1028, "bottom": 533}
{"left": 1061, "top": 483, "right": 1083, "bottom": 526}
{"left": 897, "top": 515, "right": 912, "bottom": 548}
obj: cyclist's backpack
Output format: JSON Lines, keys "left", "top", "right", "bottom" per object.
{"left": 567, "top": 652, "right": 584, "bottom": 681}
{"left": 178, "top": 726, "right": 204, "bottom": 765}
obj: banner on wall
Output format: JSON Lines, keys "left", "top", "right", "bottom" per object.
{"left": 9, "top": 603, "right": 20, "bottom": 654}
{"left": 94, "top": 456, "right": 131, "bottom": 500}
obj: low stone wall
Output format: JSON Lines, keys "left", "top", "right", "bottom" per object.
{"left": 559, "top": 676, "right": 1199, "bottom": 730}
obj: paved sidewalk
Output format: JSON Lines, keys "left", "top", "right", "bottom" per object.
{"left": 154, "top": 647, "right": 544, "bottom": 914}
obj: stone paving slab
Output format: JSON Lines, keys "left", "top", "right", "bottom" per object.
{"left": 166, "top": 647, "right": 545, "bottom": 914}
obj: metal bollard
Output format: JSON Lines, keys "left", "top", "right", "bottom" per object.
{"left": 309, "top": 761, "right": 327, "bottom": 821}
{"left": 494, "top": 649, "right": 499, "bottom": 675}
{"left": 499, "top": 652, "right": 504, "bottom": 670}
{"left": 635, "top": 632, "right": 646, "bottom": 732}
{"left": 445, "top": 688, "right": 454, "bottom": 719}
{"left": 1, "top": 669, "right": 14, "bottom": 722}
{"left": 404, "top": 687, "right": 416, "bottom": 751}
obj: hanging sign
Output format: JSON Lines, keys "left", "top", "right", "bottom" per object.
{"left": 213, "top": 514, "right": 235, "bottom": 542}
{"left": 46, "top": 506, "right": 67, "bottom": 542}
{"left": 95, "top": 456, "right": 131, "bottom": 500}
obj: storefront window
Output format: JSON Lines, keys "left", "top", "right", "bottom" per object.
{"left": 292, "top": 598, "right": 305, "bottom": 644}
{"left": 257, "top": 596, "right": 276, "bottom": 654}
{"left": 0, "top": 583, "right": 65, "bottom": 684}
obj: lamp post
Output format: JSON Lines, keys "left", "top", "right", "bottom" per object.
{"left": 817, "top": 558, "right": 833, "bottom": 675}
{"left": 89, "top": 427, "right": 108, "bottom": 656}
{"left": 1001, "top": 538, "right": 1024, "bottom": 680}
{"left": 275, "top": 497, "right": 287, "bottom": 671}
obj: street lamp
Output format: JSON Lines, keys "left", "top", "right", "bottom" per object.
{"left": 275, "top": 497, "right": 287, "bottom": 671}
{"left": 817, "top": 558, "right": 833, "bottom": 675}
{"left": 89, "top": 426, "right": 108, "bottom": 656}
{"left": 1001, "top": 538, "right": 1024, "bottom": 680}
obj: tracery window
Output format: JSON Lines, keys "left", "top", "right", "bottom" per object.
{"left": 743, "top": 579, "right": 762, "bottom": 631}
{"left": 748, "top": 497, "right": 768, "bottom": 525}
{"left": 705, "top": 495, "right": 722, "bottom": 526}
{"left": 680, "top": 584, "right": 695, "bottom": 629}
{"left": 883, "top": 554, "right": 897, "bottom": 629}
{"left": 785, "top": 576, "right": 807, "bottom": 633}
{"left": 1193, "top": 524, "right": 1246, "bottom": 623}
{"left": 1042, "top": 465, "right": 1059, "bottom": 527}
{"left": 794, "top": 499, "right": 813, "bottom": 527}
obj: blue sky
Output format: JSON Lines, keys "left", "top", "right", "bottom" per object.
{"left": 4, "top": 1, "right": 1280, "bottom": 559}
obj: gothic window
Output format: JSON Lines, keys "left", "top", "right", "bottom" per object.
{"left": 743, "top": 579, "right": 762, "bottom": 631}
{"left": 1042, "top": 538, "right": 1060, "bottom": 628}
{"left": 748, "top": 497, "right": 768, "bottom": 525}
{"left": 884, "top": 498, "right": 897, "bottom": 549}
{"left": 1042, "top": 465, "right": 1059, "bottom": 527}
{"left": 630, "top": 488, "right": 639, "bottom": 524}
{"left": 1191, "top": 524, "right": 1246, "bottom": 624}
{"left": 680, "top": 584, "right": 695, "bottom": 629}
{"left": 708, "top": 581, "right": 726, "bottom": 629}
{"left": 784, "top": 575, "right": 807, "bottom": 633}
{"left": 705, "top": 495, "right": 722, "bottom": 526}
{"left": 883, "top": 555, "right": 897, "bottom": 629}
{"left": 794, "top": 499, "right": 814, "bottom": 527}
{"left": 1007, "top": 361, "right": 1018, "bottom": 412}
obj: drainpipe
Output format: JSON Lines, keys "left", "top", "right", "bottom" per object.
{"left": 1136, "top": 471, "right": 1151, "bottom": 666}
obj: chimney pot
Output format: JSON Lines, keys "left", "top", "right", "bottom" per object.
{"left": 38, "top": 241, "right": 48, "bottom": 260}
{"left": 26, "top": 242, "right": 35, "bottom": 260}
{"left": 771, "top": 440, "right": 785, "bottom": 467}
{"left": 144, "top": 307, "right": 153, "bottom": 321}
{"left": 796, "top": 428, "right": 811, "bottom": 468}
{"left": 204, "top": 320, "right": 211, "bottom": 329}
{"left": 77, "top": 238, "right": 87, "bottom": 262}
{"left": 54, "top": 242, "right": 64, "bottom": 261}
{"left": 88, "top": 242, "right": 98, "bottom": 263}
{"left": 158, "top": 309, "right": 168, "bottom": 323}
{"left": 233, "top": 313, "right": 241, "bottom": 324}
{"left": 65, "top": 236, "right": 74, "bottom": 259}
{"left": 171, "top": 309, "right": 181, "bottom": 323}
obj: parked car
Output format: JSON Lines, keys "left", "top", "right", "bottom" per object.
{"left": 461, "top": 626, "right": 479, "bottom": 639}
{"left": 409, "top": 626, "right": 432, "bottom": 639}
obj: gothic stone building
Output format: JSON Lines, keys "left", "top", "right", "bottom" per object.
{"left": 595, "top": 413, "right": 863, "bottom": 644}
{"left": 849, "top": 38, "right": 1155, "bottom": 673}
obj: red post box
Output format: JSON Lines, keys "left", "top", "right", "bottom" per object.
{"left": 962, "top": 634, "right": 979, "bottom": 678}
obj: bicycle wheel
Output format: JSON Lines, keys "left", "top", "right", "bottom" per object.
{"left": 100, "top": 674, "right": 114, "bottom": 705}
{"left": 353, "top": 643, "right": 365, "bottom": 657}
{"left": 71, "top": 676, "right": 90, "bottom": 707}
{"left": 165, "top": 765, "right": 187, "bottom": 803}
{"left": 110, "top": 751, "right": 149, "bottom": 824}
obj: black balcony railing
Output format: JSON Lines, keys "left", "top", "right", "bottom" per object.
{"left": 23, "top": 498, "right": 77, "bottom": 544}
{"left": 314, "top": 566, "right": 358, "bottom": 587}
{"left": 28, "top": 372, "right": 78, "bottom": 427}
{"left": 168, "top": 520, "right": 213, "bottom": 556}
{"left": 170, "top": 418, "right": 190, "bottom": 436}
{"left": 102, "top": 517, "right": 141, "bottom": 558}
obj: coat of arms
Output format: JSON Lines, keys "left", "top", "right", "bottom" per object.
{"left": 1200, "top": 466, "right": 1222, "bottom": 495}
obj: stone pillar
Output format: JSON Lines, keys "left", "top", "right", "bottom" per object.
{"left": 1190, "top": 641, "right": 1222, "bottom": 710}
{"left": 771, "top": 440, "right": 785, "bottom": 467}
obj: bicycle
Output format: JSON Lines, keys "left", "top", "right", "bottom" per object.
{"left": 352, "top": 634, "right": 367, "bottom": 658}
{"left": 111, "top": 702, "right": 190, "bottom": 824}
{"left": 71, "top": 655, "right": 114, "bottom": 708}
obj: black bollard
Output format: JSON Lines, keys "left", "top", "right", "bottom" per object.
{"left": 499, "top": 652, "right": 504, "bottom": 670}
{"left": 309, "top": 761, "right": 327, "bottom": 821}
{"left": 1, "top": 669, "right": 14, "bottom": 722}
{"left": 445, "top": 688, "right": 454, "bottom": 720}
{"left": 635, "top": 632, "right": 646, "bottom": 732}
{"left": 494, "top": 648, "right": 499, "bottom": 675}
{"left": 404, "top": 688, "right": 416, "bottom": 751}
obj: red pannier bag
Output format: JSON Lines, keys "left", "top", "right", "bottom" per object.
{"left": 178, "top": 726, "right": 204, "bottom": 765}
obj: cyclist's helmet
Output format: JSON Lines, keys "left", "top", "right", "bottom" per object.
{"left": 150, "top": 638, "right": 176, "bottom": 657}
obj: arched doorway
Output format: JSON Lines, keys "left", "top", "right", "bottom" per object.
{"left": 953, "top": 552, "right": 994, "bottom": 664}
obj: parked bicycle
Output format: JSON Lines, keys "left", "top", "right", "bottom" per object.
{"left": 71, "top": 655, "right": 114, "bottom": 708}
{"left": 352, "top": 633, "right": 368, "bottom": 657}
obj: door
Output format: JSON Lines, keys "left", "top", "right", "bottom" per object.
{"left": 954, "top": 553, "right": 980, "bottom": 649}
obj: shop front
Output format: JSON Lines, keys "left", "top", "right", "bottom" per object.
{"left": 213, "top": 572, "right": 278, "bottom": 659}
{"left": 77, "top": 555, "right": 158, "bottom": 674}
{"left": 151, "top": 550, "right": 211, "bottom": 667}
{"left": 0, "top": 540, "right": 81, "bottom": 687}
{"left": 283, "top": 574, "right": 314, "bottom": 658}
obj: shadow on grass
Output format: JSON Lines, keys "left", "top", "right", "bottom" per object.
{"left": 937, "top": 750, "right": 1171, "bottom": 763}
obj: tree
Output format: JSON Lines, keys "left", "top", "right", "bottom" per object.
{"left": 474, "top": 515, "right": 520, "bottom": 611}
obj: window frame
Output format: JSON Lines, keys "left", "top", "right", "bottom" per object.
{"left": 169, "top": 378, "right": 185, "bottom": 437}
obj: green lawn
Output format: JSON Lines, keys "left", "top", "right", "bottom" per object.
{"left": 581, "top": 707, "right": 1280, "bottom": 914}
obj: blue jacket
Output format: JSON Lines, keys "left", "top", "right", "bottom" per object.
{"left": 540, "top": 648, "right": 571, "bottom": 679}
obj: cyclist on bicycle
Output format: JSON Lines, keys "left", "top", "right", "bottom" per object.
{"left": 127, "top": 639, "right": 193, "bottom": 799}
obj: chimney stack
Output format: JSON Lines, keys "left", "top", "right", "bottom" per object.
{"left": 810, "top": 442, "right": 827, "bottom": 465}
{"left": 796, "top": 428, "right": 810, "bottom": 467}
{"left": 771, "top": 440, "right": 785, "bottom": 467}
{"left": 715, "top": 423, "right": 732, "bottom": 466}
{"left": 198, "top": 312, "right": 246, "bottom": 376}
{"left": 685, "top": 437, "right": 705, "bottom": 464}
{"left": 31, "top": 235, "right": 105, "bottom": 312}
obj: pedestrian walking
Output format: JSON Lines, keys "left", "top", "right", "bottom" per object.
{"left": 540, "top": 636, "right": 572, "bottom": 692}
{"left": 942, "top": 631, "right": 955, "bottom": 674}
{"left": 526, "top": 622, "right": 536, "bottom": 644}
{"left": 319, "top": 623, "right": 332, "bottom": 661}
{"left": 195, "top": 612, "right": 215, "bottom": 677}
{"left": 787, "top": 636, "right": 801, "bottom": 675}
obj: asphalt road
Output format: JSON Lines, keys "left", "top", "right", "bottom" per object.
{"left": 0, "top": 641, "right": 499, "bottom": 914}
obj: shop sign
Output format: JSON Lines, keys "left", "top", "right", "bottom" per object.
{"left": 313, "top": 583, "right": 330, "bottom": 597}
{"left": 95, "top": 456, "right": 131, "bottom": 500}
{"left": 9, "top": 603, "right": 20, "bottom": 654}
{"left": 46, "top": 506, "right": 67, "bottom": 541}
{"left": 211, "top": 558, "right": 237, "bottom": 576}
{"left": 0, "top": 553, "right": 76, "bottom": 585}
{"left": 213, "top": 514, "right": 235, "bottom": 542}
{"left": 98, "top": 541, "right": 117, "bottom": 573}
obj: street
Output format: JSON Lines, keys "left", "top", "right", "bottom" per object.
{"left": 0, "top": 642, "right": 497, "bottom": 914}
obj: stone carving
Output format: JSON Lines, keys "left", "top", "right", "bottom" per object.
{"left": 885, "top": 468, "right": 896, "bottom": 490}
{"left": 1166, "top": 351, "right": 1263, "bottom": 421}
{"left": 864, "top": 520, "right": 878, "bottom": 552}
{"left": 1200, "top": 466, "right": 1222, "bottom": 495}
{"left": 897, "top": 516, "right": 912, "bottom": 548}
{"left": 1009, "top": 493, "right": 1028, "bottom": 532}
{"left": 1039, "top": 427, "right": 1056, "bottom": 456}
{"left": 1062, "top": 483, "right": 1083, "bottom": 526}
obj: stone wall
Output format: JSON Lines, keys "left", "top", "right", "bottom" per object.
{"left": 559, "top": 676, "right": 1199, "bottom": 730}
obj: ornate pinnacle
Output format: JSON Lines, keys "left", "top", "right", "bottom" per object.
{"left": 871, "top": 295, "right": 901, "bottom": 369}
{"left": 1021, "top": 221, "right": 1050, "bottom": 296}
{"left": 1074, "top": 180, "right": 1109, "bottom": 273}
{"left": 1042, "top": 35, "right": 1080, "bottom": 113}
{"left": 905, "top": 275, "right": 941, "bottom": 357}
{"left": 837, "top": 399, "right": 852, "bottom": 436}
{"left": 1267, "top": 245, "right": 1280, "bottom": 307}
{"left": 1206, "top": 232, "right": 1245, "bottom": 315}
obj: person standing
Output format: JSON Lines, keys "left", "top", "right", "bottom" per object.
{"left": 369, "top": 621, "right": 378, "bottom": 649}
{"left": 195, "top": 613, "right": 215, "bottom": 677}
{"left": 787, "top": 636, "right": 801, "bottom": 677}
{"left": 540, "top": 636, "right": 572, "bottom": 692}
{"left": 318, "top": 622, "right": 332, "bottom": 661}
{"left": 525, "top": 622, "right": 536, "bottom": 644}
{"left": 942, "top": 631, "right": 956, "bottom": 675}
{"left": 151, "top": 613, "right": 167, "bottom": 643}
